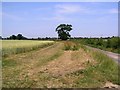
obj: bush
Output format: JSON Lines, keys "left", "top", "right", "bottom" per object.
{"left": 63, "top": 41, "right": 79, "bottom": 51}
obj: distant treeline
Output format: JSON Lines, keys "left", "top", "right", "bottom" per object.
{"left": 0, "top": 34, "right": 57, "bottom": 40}
{"left": 72, "top": 36, "right": 120, "bottom": 54}
{"left": 0, "top": 34, "right": 119, "bottom": 41}
{"left": 1, "top": 34, "right": 27, "bottom": 40}
{"left": 1, "top": 34, "right": 120, "bottom": 53}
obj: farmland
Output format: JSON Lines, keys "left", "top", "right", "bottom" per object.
{"left": 2, "top": 40, "right": 54, "bottom": 57}
{"left": 2, "top": 1, "right": 119, "bottom": 89}
{"left": 2, "top": 40, "right": 120, "bottom": 88}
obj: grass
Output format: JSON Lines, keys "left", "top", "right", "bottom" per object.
{"left": 2, "top": 42, "right": 64, "bottom": 88}
{"left": 63, "top": 41, "right": 80, "bottom": 51}
{"left": 2, "top": 40, "right": 120, "bottom": 88}
{"left": 67, "top": 47, "right": 120, "bottom": 88}
{"left": 2, "top": 59, "right": 17, "bottom": 67}
{"left": 2, "top": 40, "right": 54, "bottom": 57}
{"left": 36, "top": 50, "right": 63, "bottom": 67}
{"left": 55, "top": 40, "right": 119, "bottom": 88}
{"left": 91, "top": 50, "right": 120, "bottom": 85}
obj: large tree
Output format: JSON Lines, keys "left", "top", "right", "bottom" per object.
{"left": 17, "top": 34, "right": 23, "bottom": 40}
{"left": 56, "top": 24, "right": 72, "bottom": 40}
{"left": 10, "top": 35, "right": 16, "bottom": 40}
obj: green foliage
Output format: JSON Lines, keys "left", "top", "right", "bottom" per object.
{"left": 9, "top": 34, "right": 27, "bottom": 40}
{"left": 2, "top": 59, "right": 17, "bottom": 67}
{"left": 92, "top": 50, "right": 120, "bottom": 85}
{"left": 72, "top": 45, "right": 79, "bottom": 51}
{"left": 69, "top": 49, "right": 120, "bottom": 87}
{"left": 79, "top": 44, "right": 88, "bottom": 52}
{"left": 9, "top": 35, "right": 16, "bottom": 40}
{"left": 63, "top": 41, "right": 79, "bottom": 51}
{"left": 56, "top": 24, "right": 72, "bottom": 40}
{"left": 77, "top": 36, "right": 120, "bottom": 54}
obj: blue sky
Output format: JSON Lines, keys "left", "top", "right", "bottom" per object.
{"left": 2, "top": 2, "right": 118, "bottom": 38}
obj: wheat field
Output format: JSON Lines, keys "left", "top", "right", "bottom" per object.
{"left": 2, "top": 40, "right": 54, "bottom": 57}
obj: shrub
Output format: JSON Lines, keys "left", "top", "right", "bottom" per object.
{"left": 63, "top": 41, "right": 79, "bottom": 51}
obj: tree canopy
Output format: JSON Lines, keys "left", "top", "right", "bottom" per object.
{"left": 9, "top": 34, "right": 27, "bottom": 40}
{"left": 56, "top": 24, "right": 72, "bottom": 40}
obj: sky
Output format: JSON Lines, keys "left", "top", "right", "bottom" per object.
{"left": 1, "top": 0, "right": 120, "bottom": 2}
{"left": 2, "top": 2, "right": 118, "bottom": 38}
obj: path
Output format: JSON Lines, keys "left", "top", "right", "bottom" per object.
{"left": 86, "top": 46, "right": 120, "bottom": 64}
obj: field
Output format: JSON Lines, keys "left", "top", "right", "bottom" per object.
{"left": 2, "top": 40, "right": 120, "bottom": 88}
{"left": 2, "top": 40, "right": 54, "bottom": 57}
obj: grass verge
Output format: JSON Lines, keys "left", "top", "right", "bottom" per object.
{"left": 66, "top": 46, "right": 120, "bottom": 88}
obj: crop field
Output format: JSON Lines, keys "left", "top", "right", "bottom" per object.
{"left": 2, "top": 40, "right": 120, "bottom": 88}
{"left": 2, "top": 40, "right": 54, "bottom": 57}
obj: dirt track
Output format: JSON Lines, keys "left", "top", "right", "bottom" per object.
{"left": 86, "top": 46, "right": 120, "bottom": 64}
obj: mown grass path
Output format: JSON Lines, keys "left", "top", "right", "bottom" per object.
{"left": 2, "top": 41, "right": 120, "bottom": 88}
{"left": 3, "top": 42, "right": 94, "bottom": 88}
{"left": 2, "top": 42, "right": 64, "bottom": 88}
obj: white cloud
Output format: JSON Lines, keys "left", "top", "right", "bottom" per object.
{"left": 40, "top": 15, "right": 70, "bottom": 22}
{"left": 39, "top": 4, "right": 81, "bottom": 22}
{"left": 35, "top": 4, "right": 118, "bottom": 23}
{"left": 55, "top": 4, "right": 81, "bottom": 14}
{"left": 52, "top": 4, "right": 89, "bottom": 22}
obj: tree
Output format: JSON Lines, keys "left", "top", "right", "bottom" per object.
{"left": 97, "top": 38, "right": 103, "bottom": 46}
{"left": 0, "top": 36, "right": 2, "bottom": 39}
{"left": 106, "top": 39, "right": 111, "bottom": 48}
{"left": 110, "top": 37, "right": 119, "bottom": 49}
{"left": 55, "top": 24, "right": 72, "bottom": 40}
{"left": 8, "top": 34, "right": 27, "bottom": 40}
{"left": 10, "top": 35, "right": 16, "bottom": 40}
{"left": 16, "top": 34, "right": 27, "bottom": 40}
{"left": 16, "top": 34, "right": 23, "bottom": 40}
